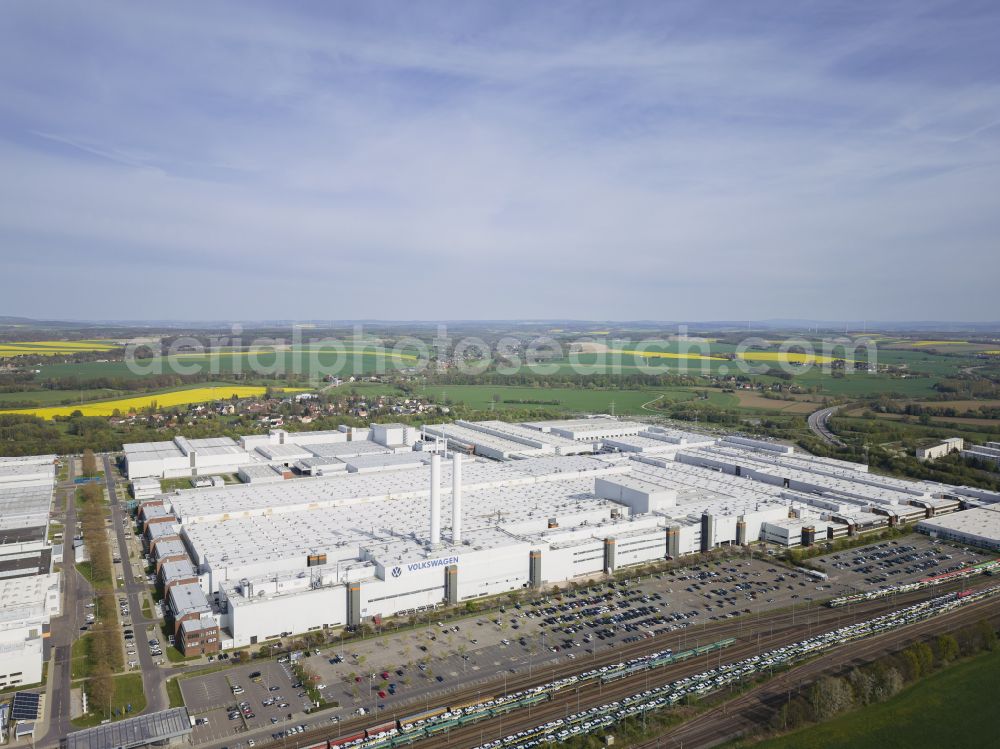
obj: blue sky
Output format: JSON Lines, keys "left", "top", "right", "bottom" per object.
{"left": 1, "top": 1, "right": 998, "bottom": 321}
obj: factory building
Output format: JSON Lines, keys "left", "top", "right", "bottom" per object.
{"left": 0, "top": 456, "right": 59, "bottom": 688}
{"left": 118, "top": 417, "right": 998, "bottom": 653}
{"left": 917, "top": 506, "right": 1000, "bottom": 551}
{"left": 961, "top": 441, "right": 1000, "bottom": 469}
{"left": 917, "top": 437, "right": 965, "bottom": 461}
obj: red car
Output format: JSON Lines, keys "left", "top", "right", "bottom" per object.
{"left": 377, "top": 690, "right": 387, "bottom": 698}
{"left": 381, "top": 671, "right": 390, "bottom": 680}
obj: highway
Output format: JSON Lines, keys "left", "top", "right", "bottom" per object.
{"left": 807, "top": 406, "right": 846, "bottom": 447}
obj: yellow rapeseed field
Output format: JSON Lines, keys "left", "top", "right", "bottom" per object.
{"left": 2, "top": 386, "right": 304, "bottom": 419}
{"left": 910, "top": 340, "right": 969, "bottom": 346}
{"left": 0, "top": 339, "right": 120, "bottom": 356}
{"left": 736, "top": 351, "right": 843, "bottom": 365}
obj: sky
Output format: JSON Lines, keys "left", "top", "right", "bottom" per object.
{"left": 1, "top": 1, "right": 998, "bottom": 322}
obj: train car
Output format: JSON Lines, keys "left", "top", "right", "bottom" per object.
{"left": 398, "top": 706, "right": 449, "bottom": 730}
{"left": 423, "top": 718, "right": 460, "bottom": 736}
{"left": 329, "top": 731, "right": 366, "bottom": 747}
{"left": 365, "top": 720, "right": 399, "bottom": 739}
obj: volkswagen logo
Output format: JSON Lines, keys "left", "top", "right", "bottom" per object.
{"left": 391, "top": 566, "right": 402, "bottom": 578}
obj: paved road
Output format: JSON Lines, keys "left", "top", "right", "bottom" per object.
{"left": 807, "top": 405, "right": 846, "bottom": 447}
{"left": 103, "top": 453, "right": 169, "bottom": 713}
{"left": 41, "top": 457, "right": 91, "bottom": 745}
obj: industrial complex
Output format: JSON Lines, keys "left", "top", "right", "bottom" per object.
{"left": 116, "top": 418, "right": 1000, "bottom": 655}
{"left": 0, "top": 455, "right": 60, "bottom": 690}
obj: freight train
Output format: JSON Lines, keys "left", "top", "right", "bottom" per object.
{"left": 301, "top": 637, "right": 736, "bottom": 749}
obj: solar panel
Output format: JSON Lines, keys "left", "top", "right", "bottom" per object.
{"left": 10, "top": 692, "right": 40, "bottom": 721}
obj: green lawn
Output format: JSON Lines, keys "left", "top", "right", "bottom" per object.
{"left": 746, "top": 647, "right": 1000, "bottom": 749}
{"left": 70, "top": 634, "right": 97, "bottom": 680}
{"left": 72, "top": 673, "right": 146, "bottom": 728}
{"left": 166, "top": 676, "right": 185, "bottom": 708}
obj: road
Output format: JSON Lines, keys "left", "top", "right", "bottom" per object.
{"left": 41, "top": 457, "right": 91, "bottom": 745}
{"left": 103, "top": 453, "right": 169, "bottom": 713}
{"left": 807, "top": 405, "right": 846, "bottom": 447}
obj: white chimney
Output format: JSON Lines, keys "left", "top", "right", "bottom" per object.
{"left": 429, "top": 453, "right": 441, "bottom": 546}
{"left": 452, "top": 452, "right": 462, "bottom": 544}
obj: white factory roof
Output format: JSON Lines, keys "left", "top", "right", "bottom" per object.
{"left": 456, "top": 420, "right": 591, "bottom": 454}
{"left": 0, "top": 455, "right": 56, "bottom": 466}
{"left": 677, "top": 447, "right": 923, "bottom": 506}
{"left": 255, "top": 443, "right": 315, "bottom": 461}
{"left": 918, "top": 507, "right": 1000, "bottom": 546}
{"left": 0, "top": 483, "right": 53, "bottom": 533}
{"left": 422, "top": 422, "right": 551, "bottom": 458}
{"left": 168, "top": 582, "right": 211, "bottom": 618}
{"left": 181, "top": 468, "right": 630, "bottom": 574}
{"left": 0, "top": 572, "right": 60, "bottom": 627}
{"left": 305, "top": 441, "right": 397, "bottom": 459}
{"left": 343, "top": 452, "right": 432, "bottom": 473}
{"left": 521, "top": 418, "right": 646, "bottom": 441}
{"left": 602, "top": 436, "right": 690, "bottom": 454}
{"left": 168, "top": 455, "right": 626, "bottom": 524}
{"left": 159, "top": 558, "right": 198, "bottom": 583}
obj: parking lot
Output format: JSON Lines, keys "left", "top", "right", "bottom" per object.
{"left": 180, "top": 535, "right": 996, "bottom": 746}
{"left": 810, "top": 534, "right": 992, "bottom": 591}
{"left": 183, "top": 657, "right": 328, "bottom": 746}
{"left": 182, "top": 554, "right": 859, "bottom": 746}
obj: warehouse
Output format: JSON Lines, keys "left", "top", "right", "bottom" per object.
{"left": 522, "top": 418, "right": 645, "bottom": 443}
{"left": 0, "top": 572, "right": 61, "bottom": 688}
{"left": 917, "top": 506, "right": 1000, "bottom": 551}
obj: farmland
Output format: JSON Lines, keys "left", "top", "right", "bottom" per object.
{"left": 0, "top": 339, "right": 121, "bottom": 356}
{"left": 0, "top": 386, "right": 305, "bottom": 419}
{"left": 353, "top": 383, "right": 741, "bottom": 415}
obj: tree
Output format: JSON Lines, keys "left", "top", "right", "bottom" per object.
{"left": 89, "top": 663, "right": 114, "bottom": 716}
{"left": 808, "top": 676, "right": 854, "bottom": 720}
{"left": 936, "top": 634, "right": 960, "bottom": 664}
{"left": 81, "top": 449, "right": 98, "bottom": 477}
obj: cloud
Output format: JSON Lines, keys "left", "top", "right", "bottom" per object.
{"left": 0, "top": 1, "right": 998, "bottom": 320}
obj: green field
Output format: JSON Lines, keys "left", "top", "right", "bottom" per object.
{"left": 0, "top": 388, "right": 125, "bottom": 406}
{"left": 745, "top": 648, "right": 1000, "bottom": 749}
{"left": 34, "top": 349, "right": 420, "bottom": 381}
{"left": 373, "top": 384, "right": 739, "bottom": 414}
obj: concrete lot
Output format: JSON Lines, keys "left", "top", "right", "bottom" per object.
{"left": 810, "top": 534, "right": 992, "bottom": 591}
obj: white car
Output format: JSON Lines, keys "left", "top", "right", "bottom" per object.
{"left": 317, "top": 683, "right": 327, "bottom": 690}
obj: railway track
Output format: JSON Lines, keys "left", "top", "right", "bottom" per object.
{"left": 213, "top": 578, "right": 987, "bottom": 749}
{"left": 633, "top": 598, "right": 1000, "bottom": 749}
{"left": 397, "top": 582, "right": 1000, "bottom": 749}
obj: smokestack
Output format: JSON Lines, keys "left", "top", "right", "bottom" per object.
{"left": 429, "top": 453, "right": 441, "bottom": 546}
{"left": 452, "top": 452, "right": 462, "bottom": 544}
